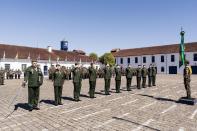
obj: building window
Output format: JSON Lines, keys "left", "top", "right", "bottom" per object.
{"left": 171, "top": 55, "right": 175, "bottom": 62}
{"left": 127, "top": 58, "right": 130, "bottom": 64}
{"left": 22, "top": 64, "right": 27, "bottom": 72}
{"left": 120, "top": 58, "right": 123, "bottom": 64}
{"left": 4, "top": 64, "right": 10, "bottom": 70}
{"left": 143, "top": 57, "right": 146, "bottom": 63}
{"left": 161, "top": 55, "right": 164, "bottom": 62}
{"left": 135, "top": 57, "right": 138, "bottom": 63}
{"left": 194, "top": 54, "right": 197, "bottom": 61}
{"left": 161, "top": 67, "right": 165, "bottom": 72}
{"left": 152, "top": 56, "right": 155, "bottom": 63}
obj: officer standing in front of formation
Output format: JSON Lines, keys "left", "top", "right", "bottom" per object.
{"left": 72, "top": 63, "right": 82, "bottom": 101}
{"left": 141, "top": 65, "right": 148, "bottom": 88}
{"left": 88, "top": 63, "right": 97, "bottom": 98}
{"left": 125, "top": 64, "right": 133, "bottom": 91}
{"left": 183, "top": 62, "right": 192, "bottom": 99}
{"left": 136, "top": 65, "right": 142, "bottom": 89}
{"left": 23, "top": 59, "right": 43, "bottom": 111}
{"left": 103, "top": 64, "right": 112, "bottom": 95}
{"left": 52, "top": 64, "right": 65, "bottom": 106}
{"left": 148, "top": 64, "right": 153, "bottom": 87}
{"left": 115, "top": 65, "right": 122, "bottom": 93}
{"left": 152, "top": 64, "right": 157, "bottom": 86}
{"left": 0, "top": 68, "right": 5, "bottom": 85}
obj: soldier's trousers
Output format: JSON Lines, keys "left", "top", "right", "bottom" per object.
{"left": 28, "top": 86, "right": 40, "bottom": 108}
{"left": 126, "top": 78, "right": 132, "bottom": 91}
{"left": 115, "top": 80, "right": 121, "bottom": 93}
{"left": 152, "top": 75, "right": 156, "bottom": 86}
{"left": 54, "top": 86, "right": 63, "bottom": 104}
{"left": 73, "top": 82, "right": 81, "bottom": 100}
{"left": 148, "top": 76, "right": 152, "bottom": 87}
{"left": 142, "top": 77, "right": 146, "bottom": 88}
{"left": 89, "top": 81, "right": 96, "bottom": 97}
{"left": 0, "top": 77, "right": 4, "bottom": 85}
{"left": 184, "top": 78, "right": 191, "bottom": 98}
{"left": 137, "top": 77, "right": 141, "bottom": 89}
{"left": 105, "top": 79, "right": 111, "bottom": 94}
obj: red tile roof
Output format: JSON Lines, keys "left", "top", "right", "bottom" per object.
{"left": 0, "top": 44, "right": 94, "bottom": 62}
{"left": 112, "top": 42, "right": 197, "bottom": 57}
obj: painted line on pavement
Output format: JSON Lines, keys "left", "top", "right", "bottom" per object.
{"left": 161, "top": 104, "right": 177, "bottom": 114}
{"left": 60, "top": 104, "right": 94, "bottom": 114}
{"left": 139, "top": 101, "right": 157, "bottom": 110}
{"left": 93, "top": 113, "right": 130, "bottom": 128}
{"left": 121, "top": 99, "right": 139, "bottom": 106}
{"left": 189, "top": 109, "right": 197, "bottom": 119}
{"left": 107, "top": 97, "right": 123, "bottom": 102}
{"left": 179, "top": 127, "right": 185, "bottom": 131}
{"left": 73, "top": 108, "right": 110, "bottom": 121}
{"left": 132, "top": 119, "right": 154, "bottom": 131}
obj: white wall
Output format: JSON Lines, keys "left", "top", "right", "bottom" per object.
{"left": 0, "top": 58, "right": 101, "bottom": 77}
{"left": 115, "top": 52, "right": 197, "bottom": 74}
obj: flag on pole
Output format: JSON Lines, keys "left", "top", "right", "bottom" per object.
{"left": 179, "top": 30, "right": 185, "bottom": 67}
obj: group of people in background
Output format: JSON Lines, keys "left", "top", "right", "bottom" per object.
{"left": 0, "top": 68, "right": 22, "bottom": 85}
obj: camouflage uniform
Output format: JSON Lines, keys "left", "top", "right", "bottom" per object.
{"left": 184, "top": 66, "right": 192, "bottom": 99}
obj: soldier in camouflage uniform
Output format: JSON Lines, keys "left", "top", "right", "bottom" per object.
{"left": 0, "top": 68, "right": 5, "bottom": 85}
{"left": 141, "top": 65, "right": 148, "bottom": 88}
{"left": 183, "top": 62, "right": 192, "bottom": 99}
{"left": 52, "top": 64, "right": 66, "bottom": 106}
{"left": 152, "top": 64, "right": 157, "bottom": 86}
{"left": 115, "top": 65, "right": 121, "bottom": 93}
{"left": 103, "top": 64, "right": 112, "bottom": 95}
{"left": 88, "top": 63, "right": 97, "bottom": 98}
{"left": 125, "top": 64, "right": 133, "bottom": 91}
{"left": 72, "top": 63, "right": 82, "bottom": 101}
{"left": 48, "top": 65, "right": 55, "bottom": 80}
{"left": 148, "top": 64, "right": 153, "bottom": 87}
{"left": 136, "top": 65, "right": 142, "bottom": 89}
{"left": 23, "top": 60, "right": 43, "bottom": 111}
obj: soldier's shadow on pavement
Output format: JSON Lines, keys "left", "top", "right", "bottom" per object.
{"left": 14, "top": 103, "right": 31, "bottom": 111}
{"left": 138, "top": 94, "right": 177, "bottom": 103}
{"left": 112, "top": 116, "right": 160, "bottom": 131}
{"left": 39, "top": 100, "right": 56, "bottom": 105}
{"left": 138, "top": 94, "right": 195, "bottom": 105}
{"left": 80, "top": 94, "right": 90, "bottom": 98}
{"left": 61, "top": 96, "right": 76, "bottom": 101}
{"left": 95, "top": 91, "right": 106, "bottom": 95}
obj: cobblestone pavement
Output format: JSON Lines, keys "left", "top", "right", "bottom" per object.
{"left": 0, "top": 75, "right": 197, "bottom": 131}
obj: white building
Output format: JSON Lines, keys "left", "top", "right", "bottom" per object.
{"left": 0, "top": 43, "right": 100, "bottom": 77}
{"left": 112, "top": 42, "right": 197, "bottom": 74}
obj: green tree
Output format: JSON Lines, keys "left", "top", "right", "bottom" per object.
{"left": 99, "top": 53, "right": 115, "bottom": 66}
{"left": 89, "top": 53, "right": 98, "bottom": 60}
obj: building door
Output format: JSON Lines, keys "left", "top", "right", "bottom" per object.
{"left": 44, "top": 66, "right": 48, "bottom": 76}
{"left": 169, "top": 66, "right": 177, "bottom": 74}
{"left": 191, "top": 66, "right": 197, "bottom": 74}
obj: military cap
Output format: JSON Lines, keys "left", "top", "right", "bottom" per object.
{"left": 31, "top": 59, "right": 37, "bottom": 62}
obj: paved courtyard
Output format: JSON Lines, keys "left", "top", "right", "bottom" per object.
{"left": 0, "top": 75, "right": 197, "bottom": 131}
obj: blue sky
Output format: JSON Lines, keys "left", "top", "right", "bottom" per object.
{"left": 0, "top": 0, "right": 197, "bottom": 56}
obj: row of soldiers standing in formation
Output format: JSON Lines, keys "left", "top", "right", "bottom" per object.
{"left": 22, "top": 59, "right": 158, "bottom": 111}
{"left": 0, "top": 69, "right": 22, "bottom": 85}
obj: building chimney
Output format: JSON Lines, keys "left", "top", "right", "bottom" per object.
{"left": 48, "top": 46, "right": 52, "bottom": 53}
